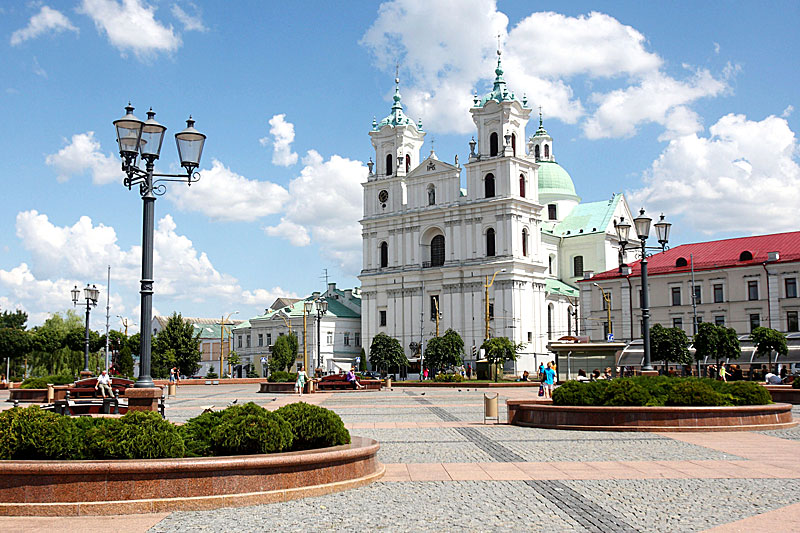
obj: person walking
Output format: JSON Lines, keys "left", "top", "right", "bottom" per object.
{"left": 542, "top": 362, "right": 556, "bottom": 399}
{"left": 295, "top": 366, "right": 308, "bottom": 396}
{"left": 719, "top": 363, "right": 730, "bottom": 382}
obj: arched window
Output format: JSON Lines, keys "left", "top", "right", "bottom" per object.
{"left": 544, "top": 144, "right": 550, "bottom": 158}
{"left": 547, "top": 304, "right": 554, "bottom": 339}
{"left": 573, "top": 255, "right": 584, "bottom": 277}
{"left": 675, "top": 257, "right": 688, "bottom": 267}
{"left": 739, "top": 251, "right": 753, "bottom": 261}
{"left": 427, "top": 184, "right": 436, "bottom": 205}
{"left": 534, "top": 145, "right": 540, "bottom": 160}
{"left": 519, "top": 174, "right": 526, "bottom": 198}
{"left": 405, "top": 154, "right": 411, "bottom": 173}
{"left": 430, "top": 235, "right": 445, "bottom": 267}
{"left": 485, "top": 173, "right": 495, "bottom": 198}
{"left": 490, "top": 132, "right": 499, "bottom": 156}
{"left": 548, "top": 256, "right": 553, "bottom": 275}
{"left": 567, "top": 308, "right": 573, "bottom": 336}
{"left": 379, "top": 242, "right": 388, "bottom": 268}
{"left": 522, "top": 228, "right": 528, "bottom": 257}
{"left": 386, "top": 154, "right": 393, "bottom": 176}
{"left": 486, "top": 228, "right": 496, "bottom": 257}
{"left": 511, "top": 133, "right": 516, "bottom": 156}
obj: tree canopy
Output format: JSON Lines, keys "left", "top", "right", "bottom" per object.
{"left": 369, "top": 333, "right": 408, "bottom": 374}
{"left": 480, "top": 337, "right": 518, "bottom": 382}
{"left": 424, "top": 329, "right": 464, "bottom": 371}
{"left": 650, "top": 324, "right": 691, "bottom": 366}
{"left": 693, "top": 322, "right": 740, "bottom": 366}
{"left": 152, "top": 313, "right": 201, "bottom": 378}
{"left": 750, "top": 327, "right": 788, "bottom": 371}
{"left": 270, "top": 333, "right": 298, "bottom": 372}
{"left": 0, "top": 309, "right": 28, "bottom": 330}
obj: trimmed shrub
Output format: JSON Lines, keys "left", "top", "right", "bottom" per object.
{"left": 665, "top": 380, "right": 730, "bottom": 406}
{"left": 601, "top": 380, "right": 651, "bottom": 406}
{"left": 87, "top": 411, "right": 185, "bottom": 459}
{"left": 20, "top": 374, "right": 74, "bottom": 389}
{"left": 0, "top": 406, "right": 79, "bottom": 459}
{"left": 434, "top": 373, "right": 464, "bottom": 383}
{"left": 722, "top": 381, "right": 773, "bottom": 406}
{"left": 267, "top": 371, "right": 297, "bottom": 383}
{"left": 205, "top": 369, "right": 218, "bottom": 379}
{"left": 209, "top": 403, "right": 294, "bottom": 455}
{"left": 275, "top": 402, "right": 350, "bottom": 451}
{"left": 179, "top": 409, "right": 225, "bottom": 457}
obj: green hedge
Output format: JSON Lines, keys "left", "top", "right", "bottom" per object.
{"left": 433, "top": 373, "right": 464, "bottom": 382}
{"left": 552, "top": 377, "right": 773, "bottom": 407}
{"left": 267, "top": 371, "right": 298, "bottom": 383}
{"left": 20, "top": 374, "right": 74, "bottom": 389}
{"left": 209, "top": 403, "right": 294, "bottom": 455}
{"left": 275, "top": 402, "right": 350, "bottom": 451}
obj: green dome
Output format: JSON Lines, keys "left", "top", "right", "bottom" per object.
{"left": 538, "top": 161, "right": 577, "bottom": 197}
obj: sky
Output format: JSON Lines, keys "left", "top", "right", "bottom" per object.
{"left": 1, "top": 0, "right": 799, "bottom": 334}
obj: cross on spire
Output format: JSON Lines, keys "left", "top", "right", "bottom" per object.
{"left": 539, "top": 106, "right": 543, "bottom": 127}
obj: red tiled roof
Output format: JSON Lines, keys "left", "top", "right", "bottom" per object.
{"left": 581, "top": 230, "right": 800, "bottom": 282}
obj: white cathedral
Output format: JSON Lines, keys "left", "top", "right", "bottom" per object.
{"left": 358, "top": 54, "right": 633, "bottom": 375}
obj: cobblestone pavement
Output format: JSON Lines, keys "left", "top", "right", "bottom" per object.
{"left": 2, "top": 385, "right": 798, "bottom": 532}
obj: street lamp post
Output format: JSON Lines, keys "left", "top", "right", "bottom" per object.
{"left": 113, "top": 104, "right": 206, "bottom": 388}
{"left": 615, "top": 210, "right": 671, "bottom": 373}
{"left": 484, "top": 269, "right": 506, "bottom": 340}
{"left": 314, "top": 299, "right": 328, "bottom": 372}
{"left": 219, "top": 311, "right": 238, "bottom": 378}
{"left": 72, "top": 284, "right": 100, "bottom": 375}
{"left": 303, "top": 300, "right": 314, "bottom": 373}
{"left": 592, "top": 283, "right": 612, "bottom": 339}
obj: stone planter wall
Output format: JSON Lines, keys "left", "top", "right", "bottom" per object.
{"left": 0, "top": 436, "right": 382, "bottom": 516}
{"left": 507, "top": 401, "right": 795, "bottom": 432}
{"left": 259, "top": 382, "right": 297, "bottom": 393}
{"left": 7, "top": 388, "right": 47, "bottom": 403}
{"left": 764, "top": 385, "right": 800, "bottom": 404}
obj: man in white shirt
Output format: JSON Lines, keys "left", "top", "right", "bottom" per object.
{"left": 764, "top": 372, "right": 783, "bottom": 385}
{"left": 96, "top": 370, "right": 113, "bottom": 398}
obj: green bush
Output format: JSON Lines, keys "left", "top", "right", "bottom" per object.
{"left": 179, "top": 409, "right": 224, "bottom": 457}
{"left": 722, "top": 381, "right": 773, "bottom": 406}
{"left": 0, "top": 406, "right": 80, "bottom": 459}
{"left": 87, "top": 411, "right": 185, "bottom": 459}
{"left": 275, "top": 402, "right": 350, "bottom": 451}
{"left": 792, "top": 378, "right": 800, "bottom": 389}
{"left": 209, "top": 403, "right": 293, "bottom": 455}
{"left": 205, "top": 369, "right": 218, "bottom": 379}
{"left": 552, "top": 381, "right": 611, "bottom": 406}
{"left": 665, "top": 380, "right": 730, "bottom": 406}
{"left": 434, "top": 373, "right": 464, "bottom": 382}
{"left": 246, "top": 368, "right": 258, "bottom": 378}
{"left": 601, "top": 380, "right": 651, "bottom": 406}
{"left": 267, "top": 371, "right": 297, "bottom": 383}
{"left": 20, "top": 374, "right": 74, "bottom": 389}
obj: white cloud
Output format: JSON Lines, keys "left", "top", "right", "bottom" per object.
{"left": 362, "top": 2, "right": 729, "bottom": 138}
{"left": 260, "top": 114, "right": 299, "bottom": 167}
{"left": 629, "top": 113, "right": 800, "bottom": 235}
{"left": 10, "top": 6, "right": 78, "bottom": 46}
{"left": 782, "top": 105, "right": 794, "bottom": 118}
{"left": 79, "top": 0, "right": 181, "bottom": 59}
{"left": 33, "top": 56, "right": 47, "bottom": 78}
{"left": 45, "top": 131, "right": 122, "bottom": 185}
{"left": 240, "top": 287, "right": 300, "bottom": 307}
{"left": 171, "top": 3, "right": 206, "bottom": 32}
{"left": 167, "top": 159, "right": 290, "bottom": 221}
{"left": 263, "top": 150, "right": 368, "bottom": 271}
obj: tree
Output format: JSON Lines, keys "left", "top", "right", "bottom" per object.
{"left": 0, "top": 327, "right": 31, "bottom": 377}
{"left": 369, "top": 333, "right": 408, "bottom": 375}
{"left": 359, "top": 348, "right": 367, "bottom": 371}
{"left": 750, "top": 327, "right": 788, "bottom": 373}
{"left": 693, "top": 322, "right": 740, "bottom": 369}
{"left": 117, "top": 345, "right": 134, "bottom": 377}
{"left": 152, "top": 313, "right": 201, "bottom": 378}
{"left": 424, "top": 329, "right": 464, "bottom": 373}
{"left": 269, "top": 333, "right": 297, "bottom": 373}
{"left": 480, "top": 337, "right": 518, "bottom": 382}
{"left": 126, "top": 333, "right": 141, "bottom": 357}
{"left": 650, "top": 324, "right": 691, "bottom": 368}
{"left": 0, "top": 309, "right": 28, "bottom": 330}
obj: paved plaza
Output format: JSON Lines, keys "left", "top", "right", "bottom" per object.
{"left": 2, "top": 384, "right": 800, "bottom": 532}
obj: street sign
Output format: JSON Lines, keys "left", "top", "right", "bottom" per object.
{"left": 355, "top": 356, "right": 361, "bottom": 364}
{"left": 607, "top": 333, "right": 614, "bottom": 342}
{"left": 260, "top": 356, "right": 267, "bottom": 364}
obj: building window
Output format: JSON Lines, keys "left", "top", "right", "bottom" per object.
{"left": 522, "top": 229, "right": 529, "bottom": 257}
{"left": 266, "top": 333, "right": 272, "bottom": 346}
{"left": 527, "top": 331, "right": 532, "bottom": 342}
{"left": 749, "top": 313, "right": 760, "bottom": 332}
{"left": 355, "top": 332, "right": 361, "bottom": 347}
{"left": 713, "top": 284, "right": 724, "bottom": 303}
{"left": 673, "top": 317, "right": 683, "bottom": 329}
{"left": 739, "top": 251, "right": 753, "bottom": 261}
{"left": 489, "top": 132, "right": 499, "bottom": 156}
{"left": 748, "top": 280, "right": 759, "bottom": 301}
{"left": 379, "top": 241, "right": 388, "bottom": 268}
{"left": 567, "top": 309, "right": 573, "bottom": 336}
{"left": 547, "top": 305, "right": 553, "bottom": 339}
{"left": 601, "top": 292, "right": 612, "bottom": 311}
{"left": 786, "top": 278, "right": 798, "bottom": 298}
{"left": 488, "top": 303, "right": 494, "bottom": 320}
{"left": 327, "top": 331, "right": 333, "bottom": 345}
{"left": 671, "top": 287, "right": 681, "bottom": 306}
{"left": 603, "top": 322, "right": 611, "bottom": 339}
{"left": 385, "top": 154, "right": 393, "bottom": 176}
{"left": 788, "top": 311, "right": 799, "bottom": 332}
{"left": 548, "top": 204, "right": 557, "bottom": 220}
{"left": 544, "top": 144, "right": 550, "bottom": 158}
{"left": 258, "top": 334, "right": 263, "bottom": 347}
{"left": 484, "top": 173, "right": 495, "bottom": 198}
{"left": 430, "top": 295, "right": 440, "bottom": 320}
{"left": 238, "top": 335, "right": 242, "bottom": 348}
{"left": 430, "top": 235, "right": 445, "bottom": 266}
{"left": 405, "top": 154, "right": 411, "bottom": 173}
{"left": 534, "top": 144, "right": 540, "bottom": 160}
{"left": 511, "top": 133, "right": 516, "bottom": 156}
{"left": 519, "top": 174, "right": 525, "bottom": 197}
{"left": 693, "top": 285, "right": 702, "bottom": 305}
{"left": 573, "top": 255, "right": 584, "bottom": 277}
{"left": 246, "top": 335, "right": 251, "bottom": 348}
{"left": 344, "top": 332, "right": 350, "bottom": 346}
{"left": 379, "top": 310, "right": 387, "bottom": 327}
{"left": 714, "top": 315, "right": 725, "bottom": 326}
{"left": 486, "top": 228, "right": 496, "bottom": 257}
{"left": 548, "top": 256, "right": 553, "bottom": 275}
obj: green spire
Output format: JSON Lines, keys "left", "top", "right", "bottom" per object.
{"left": 534, "top": 106, "right": 549, "bottom": 137}
{"left": 373, "top": 67, "right": 416, "bottom": 131}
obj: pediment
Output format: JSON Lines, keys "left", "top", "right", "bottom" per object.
{"left": 406, "top": 155, "right": 459, "bottom": 179}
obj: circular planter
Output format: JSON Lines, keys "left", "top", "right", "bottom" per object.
{"left": 259, "top": 382, "right": 297, "bottom": 393}
{"left": 0, "top": 436, "right": 382, "bottom": 516}
{"left": 7, "top": 388, "right": 48, "bottom": 403}
{"left": 507, "top": 400, "right": 796, "bottom": 432}
{"left": 763, "top": 385, "right": 800, "bottom": 404}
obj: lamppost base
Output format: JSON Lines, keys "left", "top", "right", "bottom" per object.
{"left": 80, "top": 370, "right": 93, "bottom": 379}
{"left": 125, "top": 387, "right": 162, "bottom": 412}
{"left": 134, "top": 377, "right": 156, "bottom": 389}
{"left": 641, "top": 370, "right": 659, "bottom": 377}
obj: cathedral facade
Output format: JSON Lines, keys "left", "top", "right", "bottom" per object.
{"left": 358, "top": 56, "right": 632, "bottom": 375}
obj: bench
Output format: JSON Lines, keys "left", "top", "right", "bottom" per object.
{"left": 64, "top": 377, "right": 135, "bottom": 399}
{"left": 316, "top": 374, "right": 382, "bottom": 391}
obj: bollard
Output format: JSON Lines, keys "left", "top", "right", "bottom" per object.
{"left": 483, "top": 393, "right": 499, "bottom": 424}
{"left": 47, "top": 384, "right": 55, "bottom": 404}
{"left": 385, "top": 377, "right": 392, "bottom": 389}
{"left": 168, "top": 382, "right": 177, "bottom": 396}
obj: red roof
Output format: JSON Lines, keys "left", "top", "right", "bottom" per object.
{"left": 582, "top": 230, "right": 800, "bottom": 282}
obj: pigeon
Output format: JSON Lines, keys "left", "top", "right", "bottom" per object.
{"left": 420, "top": 392, "right": 425, "bottom": 396}
{"left": 227, "top": 398, "right": 238, "bottom": 407}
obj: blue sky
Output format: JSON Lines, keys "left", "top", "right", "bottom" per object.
{"left": 1, "top": 0, "right": 799, "bottom": 333}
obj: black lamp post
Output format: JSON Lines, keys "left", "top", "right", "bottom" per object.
{"left": 113, "top": 104, "right": 206, "bottom": 388}
{"left": 314, "top": 299, "right": 328, "bottom": 372}
{"left": 615, "top": 210, "right": 671, "bottom": 373}
{"left": 72, "top": 284, "right": 100, "bottom": 374}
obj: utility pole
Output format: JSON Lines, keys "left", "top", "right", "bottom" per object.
{"left": 691, "top": 254, "right": 699, "bottom": 377}
{"left": 105, "top": 265, "right": 111, "bottom": 371}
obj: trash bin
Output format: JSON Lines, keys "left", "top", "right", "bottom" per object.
{"left": 484, "top": 393, "right": 499, "bottom": 424}
{"left": 305, "top": 380, "right": 315, "bottom": 394}
{"left": 168, "top": 382, "right": 177, "bottom": 396}
{"left": 47, "top": 384, "right": 54, "bottom": 404}
{"left": 385, "top": 377, "right": 392, "bottom": 389}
